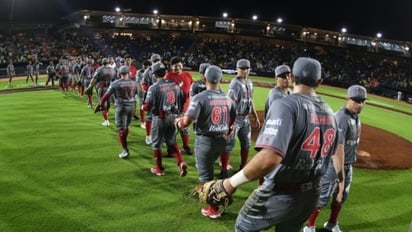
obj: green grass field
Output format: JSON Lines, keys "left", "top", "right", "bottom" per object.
{"left": 0, "top": 75, "right": 411, "bottom": 231}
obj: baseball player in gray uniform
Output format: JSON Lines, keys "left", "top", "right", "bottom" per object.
{"left": 264, "top": 64, "right": 291, "bottom": 118}
{"left": 136, "top": 60, "right": 151, "bottom": 128}
{"left": 304, "top": 85, "right": 367, "bottom": 232}
{"left": 33, "top": 59, "right": 43, "bottom": 86}
{"left": 189, "top": 63, "right": 210, "bottom": 97}
{"left": 45, "top": 61, "right": 56, "bottom": 88}
{"left": 218, "top": 57, "right": 340, "bottom": 231}
{"left": 175, "top": 65, "right": 237, "bottom": 218}
{"left": 86, "top": 58, "right": 117, "bottom": 127}
{"left": 141, "top": 53, "right": 162, "bottom": 145}
{"left": 95, "top": 66, "right": 138, "bottom": 159}
{"left": 80, "top": 59, "right": 96, "bottom": 108}
{"left": 224, "top": 58, "right": 260, "bottom": 171}
{"left": 142, "top": 62, "right": 188, "bottom": 177}
{"left": 26, "top": 60, "right": 34, "bottom": 85}
{"left": 6, "top": 60, "right": 16, "bottom": 87}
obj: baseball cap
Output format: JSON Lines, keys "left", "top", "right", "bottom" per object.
{"left": 199, "top": 63, "right": 211, "bottom": 74}
{"left": 151, "top": 62, "right": 166, "bottom": 74}
{"left": 292, "top": 57, "right": 321, "bottom": 87}
{"left": 275, "top": 65, "right": 291, "bottom": 77}
{"left": 102, "top": 58, "right": 109, "bottom": 65}
{"left": 204, "top": 65, "right": 223, "bottom": 84}
{"left": 347, "top": 85, "right": 367, "bottom": 100}
{"left": 236, "top": 59, "right": 250, "bottom": 69}
{"left": 150, "top": 54, "right": 161, "bottom": 63}
{"left": 119, "top": 65, "right": 130, "bottom": 74}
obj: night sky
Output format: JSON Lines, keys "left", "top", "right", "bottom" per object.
{"left": 1, "top": 0, "right": 411, "bottom": 42}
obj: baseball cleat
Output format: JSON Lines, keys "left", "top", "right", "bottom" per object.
{"left": 303, "top": 226, "right": 316, "bottom": 232}
{"left": 323, "top": 221, "right": 342, "bottom": 232}
{"left": 118, "top": 150, "right": 129, "bottom": 159}
{"left": 145, "top": 136, "right": 152, "bottom": 145}
{"left": 181, "top": 146, "right": 193, "bottom": 155}
{"left": 178, "top": 162, "right": 188, "bottom": 177}
{"left": 150, "top": 167, "right": 165, "bottom": 176}
{"left": 101, "top": 120, "right": 110, "bottom": 127}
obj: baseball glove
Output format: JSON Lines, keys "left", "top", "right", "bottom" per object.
{"left": 199, "top": 179, "right": 233, "bottom": 208}
{"left": 94, "top": 104, "right": 103, "bottom": 113}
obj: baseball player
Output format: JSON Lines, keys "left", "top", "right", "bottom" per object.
{"left": 85, "top": 58, "right": 117, "bottom": 127}
{"left": 223, "top": 58, "right": 260, "bottom": 171}
{"left": 58, "top": 59, "right": 72, "bottom": 93}
{"left": 6, "top": 60, "right": 16, "bottom": 87}
{"left": 165, "top": 56, "right": 194, "bottom": 155}
{"left": 175, "top": 65, "right": 236, "bottom": 217}
{"left": 142, "top": 62, "right": 188, "bottom": 177}
{"left": 33, "top": 59, "right": 43, "bottom": 86}
{"left": 264, "top": 64, "right": 292, "bottom": 118}
{"left": 45, "top": 61, "right": 56, "bottom": 88}
{"left": 95, "top": 66, "right": 138, "bottom": 159}
{"left": 80, "top": 59, "right": 96, "bottom": 108}
{"left": 217, "top": 57, "right": 339, "bottom": 231}
{"left": 136, "top": 60, "right": 152, "bottom": 128}
{"left": 26, "top": 60, "right": 34, "bottom": 85}
{"left": 189, "top": 62, "right": 210, "bottom": 134}
{"left": 141, "top": 53, "right": 162, "bottom": 145}
{"left": 126, "top": 58, "right": 140, "bottom": 121}
{"left": 303, "top": 85, "right": 367, "bottom": 232}
{"left": 189, "top": 63, "right": 210, "bottom": 98}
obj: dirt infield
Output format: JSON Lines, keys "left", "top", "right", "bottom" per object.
{"left": 250, "top": 112, "right": 412, "bottom": 170}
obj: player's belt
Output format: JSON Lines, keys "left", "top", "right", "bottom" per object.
{"left": 196, "top": 133, "right": 225, "bottom": 138}
{"left": 273, "top": 179, "right": 320, "bottom": 192}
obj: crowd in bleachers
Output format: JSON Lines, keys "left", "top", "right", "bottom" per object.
{"left": 1, "top": 30, "right": 411, "bottom": 99}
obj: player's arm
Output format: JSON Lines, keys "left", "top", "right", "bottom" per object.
{"left": 332, "top": 142, "right": 345, "bottom": 203}
{"left": 176, "top": 115, "right": 193, "bottom": 129}
{"left": 223, "top": 148, "right": 283, "bottom": 194}
{"left": 251, "top": 101, "right": 261, "bottom": 128}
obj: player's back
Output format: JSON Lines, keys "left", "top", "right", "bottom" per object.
{"left": 257, "top": 93, "right": 338, "bottom": 184}
{"left": 95, "top": 66, "right": 116, "bottom": 88}
{"left": 109, "top": 79, "right": 137, "bottom": 106}
{"left": 190, "top": 89, "right": 235, "bottom": 136}
{"left": 148, "top": 80, "right": 183, "bottom": 116}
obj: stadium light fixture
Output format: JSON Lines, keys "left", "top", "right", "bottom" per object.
{"left": 341, "top": 27, "right": 347, "bottom": 33}
{"left": 376, "top": 32, "right": 382, "bottom": 38}
{"left": 115, "top": 7, "right": 121, "bottom": 13}
{"left": 153, "top": 9, "right": 158, "bottom": 15}
{"left": 277, "top": 17, "right": 283, "bottom": 24}
{"left": 223, "top": 12, "right": 228, "bottom": 18}
{"left": 252, "top": 15, "right": 258, "bottom": 20}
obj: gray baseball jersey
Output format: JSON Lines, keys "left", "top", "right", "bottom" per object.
{"left": 264, "top": 85, "right": 288, "bottom": 118}
{"left": 103, "top": 79, "right": 138, "bottom": 129}
{"left": 93, "top": 66, "right": 117, "bottom": 101}
{"left": 144, "top": 79, "right": 185, "bottom": 149}
{"left": 7, "top": 63, "right": 15, "bottom": 77}
{"left": 80, "top": 65, "right": 95, "bottom": 87}
{"left": 317, "top": 106, "right": 361, "bottom": 207}
{"left": 235, "top": 93, "right": 338, "bottom": 232}
{"left": 226, "top": 76, "right": 255, "bottom": 151}
{"left": 189, "top": 79, "right": 206, "bottom": 97}
{"left": 141, "top": 66, "right": 156, "bottom": 121}
{"left": 185, "top": 89, "right": 236, "bottom": 183}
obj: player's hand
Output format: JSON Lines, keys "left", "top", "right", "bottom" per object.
{"left": 254, "top": 118, "right": 261, "bottom": 129}
{"left": 227, "top": 123, "right": 237, "bottom": 139}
